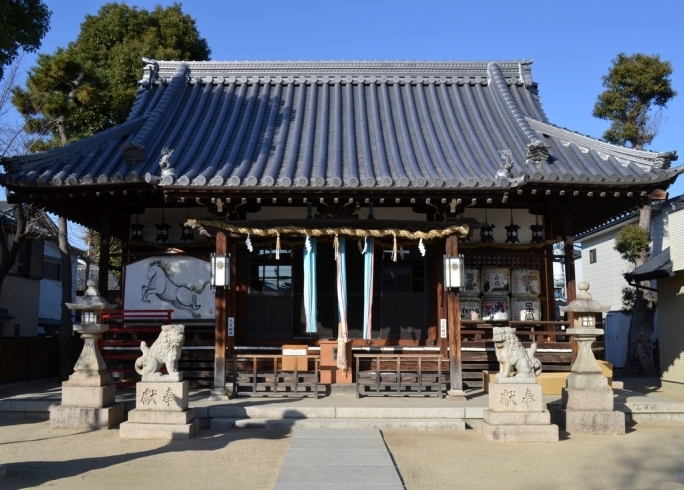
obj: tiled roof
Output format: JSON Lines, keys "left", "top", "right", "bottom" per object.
{"left": 1, "top": 60, "right": 679, "bottom": 191}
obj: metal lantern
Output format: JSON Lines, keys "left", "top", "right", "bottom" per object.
{"left": 505, "top": 209, "right": 520, "bottom": 244}
{"left": 444, "top": 254, "right": 465, "bottom": 290}
{"left": 211, "top": 253, "right": 230, "bottom": 288}
{"left": 130, "top": 216, "right": 145, "bottom": 243}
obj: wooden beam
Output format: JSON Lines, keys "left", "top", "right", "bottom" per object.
{"left": 98, "top": 212, "right": 111, "bottom": 297}
{"left": 210, "top": 231, "right": 229, "bottom": 400}
{"left": 445, "top": 236, "right": 465, "bottom": 397}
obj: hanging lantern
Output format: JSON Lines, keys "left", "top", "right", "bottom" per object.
{"left": 155, "top": 209, "right": 172, "bottom": 242}
{"left": 179, "top": 209, "right": 194, "bottom": 241}
{"left": 480, "top": 209, "right": 495, "bottom": 243}
{"left": 443, "top": 254, "right": 465, "bottom": 290}
{"left": 179, "top": 223, "right": 195, "bottom": 241}
{"left": 530, "top": 213, "right": 545, "bottom": 244}
{"left": 130, "top": 215, "right": 145, "bottom": 243}
{"left": 505, "top": 209, "right": 520, "bottom": 244}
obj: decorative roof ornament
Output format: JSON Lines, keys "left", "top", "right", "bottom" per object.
{"left": 121, "top": 142, "right": 146, "bottom": 164}
{"left": 144, "top": 147, "right": 175, "bottom": 185}
{"left": 497, "top": 149, "right": 514, "bottom": 179}
{"left": 140, "top": 57, "right": 159, "bottom": 88}
{"left": 526, "top": 140, "right": 550, "bottom": 167}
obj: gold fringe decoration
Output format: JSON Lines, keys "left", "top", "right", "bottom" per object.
{"left": 184, "top": 219, "right": 469, "bottom": 241}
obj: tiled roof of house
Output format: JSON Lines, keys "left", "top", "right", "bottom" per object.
{"left": 1, "top": 60, "right": 679, "bottom": 191}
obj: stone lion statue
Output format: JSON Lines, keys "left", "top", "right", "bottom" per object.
{"left": 492, "top": 326, "right": 542, "bottom": 380}
{"left": 135, "top": 324, "right": 185, "bottom": 381}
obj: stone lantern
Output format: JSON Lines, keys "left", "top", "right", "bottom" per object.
{"left": 555, "top": 282, "right": 625, "bottom": 434}
{"left": 65, "top": 280, "right": 116, "bottom": 385}
{"left": 50, "top": 280, "right": 124, "bottom": 430}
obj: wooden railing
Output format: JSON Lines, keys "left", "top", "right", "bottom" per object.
{"left": 0, "top": 337, "right": 58, "bottom": 383}
{"left": 231, "top": 355, "right": 320, "bottom": 398}
{"left": 355, "top": 353, "right": 445, "bottom": 398}
{"left": 101, "top": 310, "right": 215, "bottom": 387}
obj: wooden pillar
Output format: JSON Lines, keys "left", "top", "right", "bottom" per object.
{"left": 564, "top": 208, "right": 578, "bottom": 363}
{"left": 210, "top": 231, "right": 229, "bottom": 399}
{"left": 436, "top": 240, "right": 448, "bottom": 358}
{"left": 98, "top": 212, "right": 111, "bottom": 297}
{"left": 226, "top": 237, "right": 237, "bottom": 357}
{"left": 446, "top": 236, "right": 465, "bottom": 397}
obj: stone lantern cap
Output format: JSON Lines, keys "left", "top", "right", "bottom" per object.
{"left": 65, "top": 280, "right": 117, "bottom": 311}
{"left": 559, "top": 282, "right": 610, "bottom": 315}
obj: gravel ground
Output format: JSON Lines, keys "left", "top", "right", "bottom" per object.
{"left": 2, "top": 420, "right": 684, "bottom": 490}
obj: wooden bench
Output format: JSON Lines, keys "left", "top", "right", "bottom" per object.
{"left": 230, "top": 354, "right": 320, "bottom": 398}
{"left": 354, "top": 354, "right": 445, "bottom": 398}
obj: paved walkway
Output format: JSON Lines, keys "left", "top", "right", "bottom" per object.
{"left": 274, "top": 428, "right": 403, "bottom": 489}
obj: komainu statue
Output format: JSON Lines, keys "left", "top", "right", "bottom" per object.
{"left": 492, "top": 326, "right": 542, "bottom": 380}
{"left": 135, "top": 324, "right": 185, "bottom": 382}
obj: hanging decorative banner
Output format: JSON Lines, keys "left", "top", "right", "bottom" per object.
{"left": 130, "top": 215, "right": 145, "bottom": 242}
{"left": 155, "top": 209, "right": 172, "bottom": 242}
{"left": 334, "top": 234, "right": 340, "bottom": 260}
{"left": 505, "top": 209, "right": 520, "bottom": 244}
{"left": 275, "top": 231, "right": 281, "bottom": 260}
{"left": 245, "top": 233, "right": 253, "bottom": 252}
{"left": 418, "top": 238, "right": 426, "bottom": 256}
{"left": 361, "top": 237, "right": 367, "bottom": 254}
{"left": 305, "top": 235, "right": 312, "bottom": 253}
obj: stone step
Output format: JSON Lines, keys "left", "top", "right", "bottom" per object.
{"left": 210, "top": 417, "right": 466, "bottom": 431}
{"left": 206, "top": 405, "right": 467, "bottom": 419}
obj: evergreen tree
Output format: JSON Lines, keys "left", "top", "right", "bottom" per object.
{"left": 12, "top": 2, "right": 210, "bottom": 147}
{"left": 0, "top": 0, "right": 51, "bottom": 80}
{"left": 595, "top": 54, "right": 677, "bottom": 375}
{"left": 593, "top": 53, "right": 676, "bottom": 150}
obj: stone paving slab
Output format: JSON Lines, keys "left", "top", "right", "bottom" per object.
{"left": 275, "top": 428, "right": 403, "bottom": 489}
{"left": 283, "top": 448, "right": 394, "bottom": 466}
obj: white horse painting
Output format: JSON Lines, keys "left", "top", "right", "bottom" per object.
{"left": 140, "top": 260, "right": 209, "bottom": 318}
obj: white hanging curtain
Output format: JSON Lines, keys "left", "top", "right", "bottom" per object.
{"left": 303, "top": 237, "right": 317, "bottom": 333}
{"left": 362, "top": 237, "right": 374, "bottom": 340}
{"left": 336, "top": 237, "right": 348, "bottom": 370}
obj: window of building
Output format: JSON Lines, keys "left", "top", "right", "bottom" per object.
{"left": 589, "top": 249, "right": 597, "bottom": 264}
{"left": 42, "top": 259, "right": 61, "bottom": 280}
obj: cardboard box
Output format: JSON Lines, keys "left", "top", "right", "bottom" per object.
{"left": 282, "top": 345, "right": 308, "bottom": 371}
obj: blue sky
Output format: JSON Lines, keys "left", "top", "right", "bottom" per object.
{"left": 7, "top": 0, "right": 684, "bottom": 201}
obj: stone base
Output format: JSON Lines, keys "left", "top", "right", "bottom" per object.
{"left": 563, "top": 387, "right": 614, "bottom": 411}
{"left": 483, "top": 410, "right": 551, "bottom": 426}
{"left": 550, "top": 406, "right": 625, "bottom": 435}
{"left": 135, "top": 381, "right": 188, "bottom": 411}
{"left": 208, "top": 386, "right": 230, "bottom": 401}
{"left": 481, "top": 420, "right": 559, "bottom": 442}
{"left": 68, "top": 372, "right": 111, "bottom": 387}
{"left": 127, "top": 408, "right": 195, "bottom": 425}
{"left": 50, "top": 403, "right": 124, "bottom": 430}
{"left": 61, "top": 383, "right": 115, "bottom": 408}
{"left": 447, "top": 389, "right": 467, "bottom": 399}
{"left": 489, "top": 382, "right": 543, "bottom": 412}
{"left": 119, "top": 419, "right": 199, "bottom": 440}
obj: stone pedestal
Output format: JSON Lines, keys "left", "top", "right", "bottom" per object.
{"left": 50, "top": 324, "right": 124, "bottom": 430}
{"left": 120, "top": 381, "right": 199, "bottom": 440}
{"left": 481, "top": 381, "right": 559, "bottom": 442}
{"left": 551, "top": 373, "right": 625, "bottom": 435}
{"left": 550, "top": 327, "right": 626, "bottom": 435}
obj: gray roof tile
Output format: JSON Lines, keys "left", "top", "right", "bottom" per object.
{"left": 2, "top": 60, "right": 679, "bottom": 190}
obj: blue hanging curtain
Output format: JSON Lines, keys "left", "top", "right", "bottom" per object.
{"left": 362, "top": 237, "right": 374, "bottom": 340}
{"left": 303, "top": 237, "right": 317, "bottom": 333}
